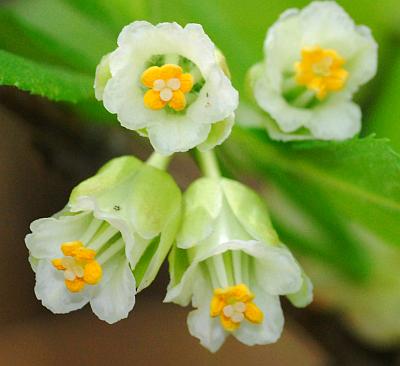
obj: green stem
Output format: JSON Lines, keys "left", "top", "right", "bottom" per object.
{"left": 146, "top": 152, "right": 172, "bottom": 170}
{"left": 196, "top": 149, "right": 221, "bottom": 178}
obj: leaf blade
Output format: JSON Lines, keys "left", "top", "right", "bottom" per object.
{"left": 0, "top": 49, "right": 93, "bottom": 103}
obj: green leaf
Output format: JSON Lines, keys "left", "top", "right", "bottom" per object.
{"left": 0, "top": 49, "right": 93, "bottom": 103}
{"left": 65, "top": 0, "right": 149, "bottom": 35}
{"left": 221, "top": 127, "right": 400, "bottom": 278}
{"left": 4, "top": 0, "right": 116, "bottom": 73}
{"left": 364, "top": 45, "right": 400, "bottom": 152}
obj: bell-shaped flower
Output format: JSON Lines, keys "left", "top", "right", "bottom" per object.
{"left": 95, "top": 21, "right": 239, "bottom": 155}
{"left": 248, "top": 1, "right": 377, "bottom": 141}
{"left": 165, "top": 177, "right": 312, "bottom": 352}
{"left": 26, "top": 156, "right": 181, "bottom": 323}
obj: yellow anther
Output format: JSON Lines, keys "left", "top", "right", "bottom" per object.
{"left": 51, "top": 258, "right": 65, "bottom": 270}
{"left": 53, "top": 241, "right": 102, "bottom": 293}
{"left": 295, "top": 46, "right": 348, "bottom": 100}
{"left": 61, "top": 241, "right": 83, "bottom": 256}
{"left": 65, "top": 278, "right": 85, "bottom": 293}
{"left": 210, "top": 284, "right": 264, "bottom": 331}
{"left": 141, "top": 64, "right": 193, "bottom": 111}
{"left": 83, "top": 261, "right": 102, "bottom": 285}
{"left": 74, "top": 247, "right": 96, "bottom": 262}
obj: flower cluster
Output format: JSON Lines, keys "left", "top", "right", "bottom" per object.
{"left": 25, "top": 0, "right": 379, "bottom": 352}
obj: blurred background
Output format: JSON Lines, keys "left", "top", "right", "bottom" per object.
{"left": 0, "top": 0, "right": 399, "bottom": 364}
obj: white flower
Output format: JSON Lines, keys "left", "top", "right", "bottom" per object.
{"left": 165, "top": 178, "right": 312, "bottom": 352}
{"left": 95, "top": 21, "right": 238, "bottom": 155}
{"left": 25, "top": 156, "right": 181, "bottom": 323}
{"left": 249, "top": 1, "right": 377, "bottom": 141}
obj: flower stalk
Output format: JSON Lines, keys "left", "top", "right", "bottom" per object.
{"left": 146, "top": 151, "right": 172, "bottom": 171}
{"left": 195, "top": 149, "right": 221, "bottom": 178}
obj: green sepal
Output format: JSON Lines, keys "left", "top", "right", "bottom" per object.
{"left": 221, "top": 178, "right": 280, "bottom": 245}
{"left": 177, "top": 177, "right": 222, "bottom": 248}
{"left": 134, "top": 204, "right": 181, "bottom": 292}
{"left": 70, "top": 155, "right": 182, "bottom": 240}
{"left": 167, "top": 244, "right": 191, "bottom": 290}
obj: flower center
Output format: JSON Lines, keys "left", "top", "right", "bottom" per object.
{"left": 210, "top": 284, "right": 263, "bottom": 331}
{"left": 52, "top": 241, "right": 102, "bottom": 293}
{"left": 294, "top": 46, "right": 348, "bottom": 100}
{"left": 141, "top": 63, "right": 193, "bottom": 111}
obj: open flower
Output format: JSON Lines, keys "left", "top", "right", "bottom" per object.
{"left": 248, "top": 1, "right": 377, "bottom": 141}
{"left": 165, "top": 178, "right": 312, "bottom": 352}
{"left": 26, "top": 156, "right": 181, "bottom": 323}
{"left": 95, "top": 21, "right": 238, "bottom": 155}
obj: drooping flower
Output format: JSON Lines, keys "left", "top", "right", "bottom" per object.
{"left": 248, "top": 1, "right": 377, "bottom": 141}
{"left": 95, "top": 21, "right": 238, "bottom": 155}
{"left": 26, "top": 156, "right": 181, "bottom": 323}
{"left": 165, "top": 177, "right": 312, "bottom": 352}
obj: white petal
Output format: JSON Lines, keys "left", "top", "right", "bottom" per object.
{"left": 197, "top": 114, "right": 235, "bottom": 152}
{"left": 90, "top": 255, "right": 136, "bottom": 324}
{"left": 235, "top": 288, "right": 284, "bottom": 346}
{"left": 102, "top": 70, "right": 155, "bottom": 130}
{"left": 147, "top": 118, "right": 211, "bottom": 155}
{"left": 264, "top": 8, "right": 302, "bottom": 84}
{"left": 187, "top": 276, "right": 228, "bottom": 353}
{"left": 164, "top": 265, "right": 200, "bottom": 306}
{"left": 263, "top": 112, "right": 313, "bottom": 141}
{"left": 287, "top": 273, "right": 313, "bottom": 308}
{"left": 347, "top": 25, "right": 378, "bottom": 92}
{"left": 253, "top": 73, "right": 311, "bottom": 133}
{"left": 188, "top": 66, "right": 238, "bottom": 126}
{"left": 253, "top": 244, "right": 303, "bottom": 295}
{"left": 94, "top": 52, "right": 112, "bottom": 101}
{"left": 300, "top": 2, "right": 359, "bottom": 48}
{"left": 307, "top": 101, "right": 361, "bottom": 140}
{"left": 117, "top": 20, "right": 154, "bottom": 47}
{"left": 26, "top": 210, "right": 92, "bottom": 260}
{"left": 34, "top": 260, "right": 88, "bottom": 314}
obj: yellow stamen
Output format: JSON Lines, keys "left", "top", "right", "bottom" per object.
{"left": 52, "top": 241, "right": 102, "bottom": 293}
{"left": 210, "top": 284, "right": 264, "bottom": 331}
{"left": 141, "top": 64, "right": 193, "bottom": 111}
{"left": 83, "top": 261, "right": 102, "bottom": 285}
{"left": 65, "top": 278, "right": 85, "bottom": 293}
{"left": 295, "top": 46, "right": 348, "bottom": 100}
{"left": 61, "top": 241, "right": 83, "bottom": 256}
